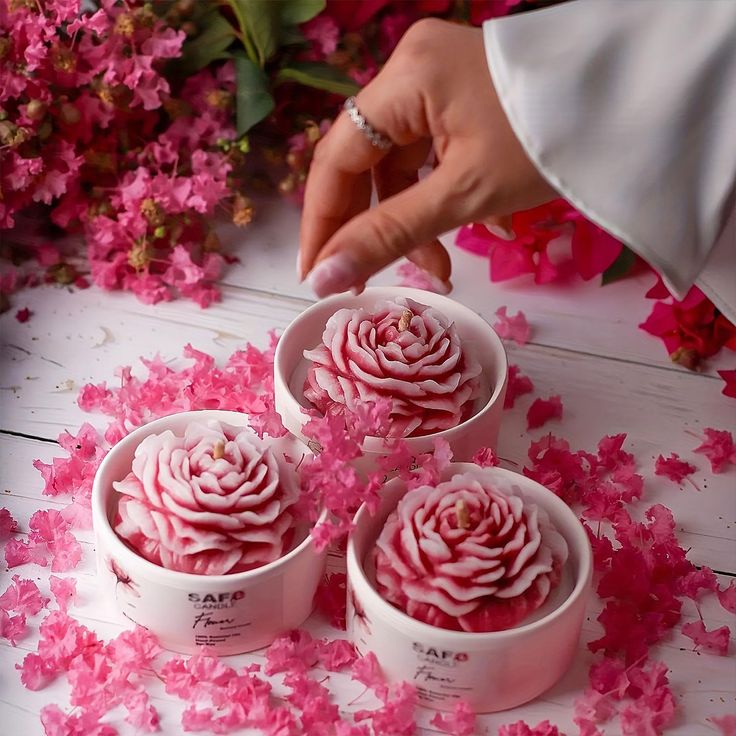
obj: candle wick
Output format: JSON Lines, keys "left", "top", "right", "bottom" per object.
{"left": 455, "top": 499, "right": 470, "bottom": 530}
{"left": 213, "top": 441, "right": 225, "bottom": 460}
{"left": 398, "top": 309, "right": 413, "bottom": 332}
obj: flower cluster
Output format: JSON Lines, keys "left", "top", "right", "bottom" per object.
{"left": 0, "top": 0, "right": 248, "bottom": 308}
{"left": 457, "top": 209, "right": 736, "bottom": 398}
{"left": 639, "top": 283, "right": 736, "bottom": 373}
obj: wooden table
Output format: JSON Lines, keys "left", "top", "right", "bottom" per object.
{"left": 1, "top": 198, "right": 734, "bottom": 734}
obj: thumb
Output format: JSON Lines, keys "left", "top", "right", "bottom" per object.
{"left": 306, "top": 167, "right": 462, "bottom": 298}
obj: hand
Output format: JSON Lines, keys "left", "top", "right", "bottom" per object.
{"left": 298, "top": 18, "right": 558, "bottom": 298}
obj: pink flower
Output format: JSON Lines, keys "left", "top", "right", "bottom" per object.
{"left": 0, "top": 575, "right": 49, "bottom": 616}
{"left": 303, "top": 16, "right": 340, "bottom": 57}
{"left": 654, "top": 453, "right": 697, "bottom": 486}
{"left": 719, "top": 369, "right": 736, "bottom": 399}
{"left": 0, "top": 609, "right": 27, "bottom": 645}
{"left": 639, "top": 287, "right": 736, "bottom": 369}
{"left": 374, "top": 470, "right": 568, "bottom": 632}
{"left": 472, "top": 446, "right": 500, "bottom": 467}
{"left": 718, "top": 581, "right": 736, "bottom": 614}
{"left": 304, "top": 298, "right": 482, "bottom": 437}
{"left": 504, "top": 364, "right": 534, "bottom": 409}
{"left": 527, "top": 395, "right": 563, "bottom": 430}
{"left": 709, "top": 714, "right": 736, "bottom": 736}
{"left": 498, "top": 720, "right": 562, "bottom": 736}
{"left": 114, "top": 420, "right": 298, "bottom": 575}
{"left": 694, "top": 428, "right": 736, "bottom": 474}
{"left": 682, "top": 620, "right": 731, "bottom": 656}
{"left": 430, "top": 700, "right": 476, "bottom": 735}
{"left": 0, "top": 508, "right": 18, "bottom": 539}
{"left": 49, "top": 575, "right": 77, "bottom": 613}
{"left": 493, "top": 306, "right": 531, "bottom": 345}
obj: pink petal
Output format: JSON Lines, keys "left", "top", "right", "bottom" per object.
{"left": 527, "top": 395, "right": 563, "bottom": 430}
{"left": 682, "top": 620, "right": 731, "bottom": 656}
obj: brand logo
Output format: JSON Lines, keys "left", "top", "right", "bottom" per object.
{"left": 188, "top": 591, "right": 245, "bottom": 609}
{"left": 412, "top": 643, "right": 469, "bottom": 665}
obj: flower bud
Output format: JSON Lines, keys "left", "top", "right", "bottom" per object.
{"left": 232, "top": 193, "right": 254, "bottom": 226}
{"left": 177, "top": 0, "right": 195, "bottom": 16}
{"left": 140, "top": 198, "right": 165, "bottom": 227}
{"left": 60, "top": 102, "right": 81, "bottom": 125}
{"left": 278, "top": 176, "right": 295, "bottom": 196}
{"left": 26, "top": 100, "right": 47, "bottom": 121}
{"left": 203, "top": 231, "right": 221, "bottom": 252}
{"left": 114, "top": 13, "right": 136, "bottom": 37}
{"left": 286, "top": 151, "right": 303, "bottom": 171}
{"left": 128, "top": 242, "right": 151, "bottom": 271}
{"left": 304, "top": 122, "right": 321, "bottom": 145}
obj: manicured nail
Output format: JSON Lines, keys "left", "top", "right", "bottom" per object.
{"left": 436, "top": 278, "right": 452, "bottom": 296}
{"left": 307, "top": 252, "right": 361, "bottom": 298}
{"left": 486, "top": 224, "right": 514, "bottom": 240}
{"left": 351, "top": 283, "right": 366, "bottom": 296}
{"left": 424, "top": 272, "right": 452, "bottom": 295}
{"left": 296, "top": 250, "right": 303, "bottom": 281}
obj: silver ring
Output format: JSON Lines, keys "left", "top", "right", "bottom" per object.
{"left": 343, "top": 97, "right": 393, "bottom": 150}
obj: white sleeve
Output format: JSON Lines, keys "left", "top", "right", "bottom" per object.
{"left": 484, "top": 0, "right": 736, "bottom": 323}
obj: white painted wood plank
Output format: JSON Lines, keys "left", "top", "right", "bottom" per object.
{"left": 2, "top": 291, "right": 733, "bottom": 572}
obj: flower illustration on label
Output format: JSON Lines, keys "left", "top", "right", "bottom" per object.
{"left": 349, "top": 586, "right": 372, "bottom": 636}
{"left": 107, "top": 557, "right": 140, "bottom": 600}
{"left": 107, "top": 557, "right": 140, "bottom": 595}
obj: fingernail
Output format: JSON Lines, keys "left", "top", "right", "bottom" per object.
{"left": 435, "top": 278, "right": 452, "bottom": 296}
{"left": 296, "top": 250, "right": 303, "bottom": 281}
{"left": 351, "top": 283, "right": 366, "bottom": 296}
{"left": 307, "top": 252, "right": 361, "bottom": 298}
{"left": 487, "top": 224, "right": 515, "bottom": 241}
{"left": 421, "top": 272, "right": 452, "bottom": 295}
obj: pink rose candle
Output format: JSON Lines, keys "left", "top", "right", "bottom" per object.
{"left": 113, "top": 419, "right": 298, "bottom": 575}
{"left": 373, "top": 471, "right": 569, "bottom": 632}
{"left": 303, "top": 297, "right": 482, "bottom": 438}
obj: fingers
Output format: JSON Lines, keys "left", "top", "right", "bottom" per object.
{"left": 299, "top": 114, "right": 383, "bottom": 280}
{"left": 372, "top": 140, "right": 451, "bottom": 285}
{"left": 405, "top": 242, "right": 452, "bottom": 288}
{"left": 306, "top": 166, "right": 462, "bottom": 298}
{"left": 299, "top": 57, "right": 428, "bottom": 280}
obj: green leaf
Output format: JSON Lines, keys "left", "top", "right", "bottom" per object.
{"left": 179, "top": 12, "right": 236, "bottom": 74}
{"left": 228, "top": 0, "right": 280, "bottom": 67}
{"left": 235, "top": 55, "right": 275, "bottom": 135}
{"left": 277, "top": 62, "right": 359, "bottom": 96}
{"left": 601, "top": 246, "right": 637, "bottom": 285}
{"left": 280, "top": 25, "right": 308, "bottom": 47}
{"left": 279, "top": 0, "right": 325, "bottom": 25}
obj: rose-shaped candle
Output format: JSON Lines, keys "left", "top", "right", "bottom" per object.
{"left": 113, "top": 420, "right": 298, "bottom": 575}
{"left": 303, "top": 297, "right": 482, "bottom": 437}
{"left": 373, "top": 472, "right": 568, "bottom": 632}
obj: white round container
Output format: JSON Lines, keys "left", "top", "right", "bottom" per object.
{"left": 346, "top": 463, "right": 592, "bottom": 713}
{"left": 273, "top": 287, "right": 508, "bottom": 468}
{"left": 92, "top": 410, "right": 327, "bottom": 655}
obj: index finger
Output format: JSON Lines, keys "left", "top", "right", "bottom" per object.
{"left": 298, "top": 110, "right": 390, "bottom": 280}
